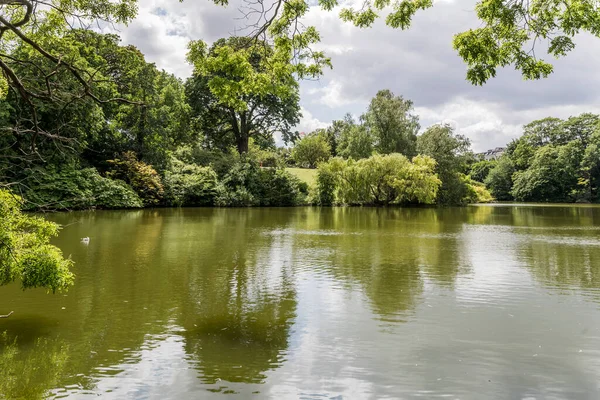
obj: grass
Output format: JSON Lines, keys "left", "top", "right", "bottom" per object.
{"left": 286, "top": 168, "right": 318, "bottom": 186}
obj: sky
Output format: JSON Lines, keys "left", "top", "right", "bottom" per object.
{"left": 108, "top": 0, "right": 600, "bottom": 152}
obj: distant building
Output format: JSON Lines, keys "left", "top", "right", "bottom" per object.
{"left": 477, "top": 147, "right": 506, "bottom": 161}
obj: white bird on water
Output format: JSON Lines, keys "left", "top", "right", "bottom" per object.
{"left": 81, "top": 237, "right": 90, "bottom": 244}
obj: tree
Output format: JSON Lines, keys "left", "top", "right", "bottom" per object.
{"left": 1, "top": 30, "right": 192, "bottom": 183}
{"left": 0, "top": 189, "right": 74, "bottom": 316}
{"left": 315, "top": 154, "right": 440, "bottom": 206}
{"left": 1, "top": 0, "right": 598, "bottom": 136}
{"left": 581, "top": 127, "right": 600, "bottom": 202}
{"left": 185, "top": 37, "right": 301, "bottom": 154}
{"left": 249, "top": 0, "right": 600, "bottom": 85}
{"left": 362, "top": 89, "right": 419, "bottom": 157}
{"left": 337, "top": 124, "right": 374, "bottom": 160}
{"left": 417, "top": 124, "right": 473, "bottom": 205}
{"left": 511, "top": 142, "right": 582, "bottom": 202}
{"left": 470, "top": 159, "right": 497, "bottom": 183}
{"left": 485, "top": 156, "right": 515, "bottom": 201}
{"left": 292, "top": 133, "right": 331, "bottom": 168}
{"left": 0, "top": 1, "right": 139, "bottom": 155}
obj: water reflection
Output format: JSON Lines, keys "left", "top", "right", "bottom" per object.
{"left": 1, "top": 206, "right": 600, "bottom": 398}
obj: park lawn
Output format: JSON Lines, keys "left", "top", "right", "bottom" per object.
{"left": 286, "top": 168, "right": 318, "bottom": 186}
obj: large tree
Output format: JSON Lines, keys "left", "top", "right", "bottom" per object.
{"left": 417, "top": 124, "right": 473, "bottom": 205}
{"left": 186, "top": 37, "right": 301, "bottom": 154}
{"left": 0, "top": 30, "right": 192, "bottom": 182}
{"left": 362, "top": 89, "right": 419, "bottom": 157}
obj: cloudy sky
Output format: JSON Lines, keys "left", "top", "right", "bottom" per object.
{"left": 109, "top": 0, "right": 600, "bottom": 152}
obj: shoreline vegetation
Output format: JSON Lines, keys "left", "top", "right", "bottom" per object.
{"left": 1, "top": 29, "right": 600, "bottom": 301}
{"left": 2, "top": 32, "right": 599, "bottom": 213}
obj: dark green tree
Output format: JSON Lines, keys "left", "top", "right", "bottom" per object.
{"left": 484, "top": 157, "right": 515, "bottom": 201}
{"left": 417, "top": 124, "right": 472, "bottom": 205}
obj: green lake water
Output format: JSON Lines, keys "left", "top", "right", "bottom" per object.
{"left": 2, "top": 205, "right": 600, "bottom": 399}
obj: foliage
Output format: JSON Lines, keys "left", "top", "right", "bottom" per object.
{"left": 163, "top": 158, "right": 219, "bottom": 207}
{"left": 292, "top": 133, "right": 331, "bottom": 168}
{"left": 417, "top": 124, "right": 473, "bottom": 205}
{"left": 495, "top": 113, "right": 600, "bottom": 203}
{"left": 215, "top": 159, "right": 306, "bottom": 207}
{"left": 337, "top": 124, "right": 374, "bottom": 160}
{"left": 463, "top": 176, "right": 494, "bottom": 204}
{"left": 186, "top": 37, "right": 301, "bottom": 154}
{"left": 469, "top": 160, "right": 497, "bottom": 183}
{"left": 107, "top": 151, "right": 164, "bottom": 206}
{"left": 315, "top": 154, "right": 440, "bottom": 206}
{"left": 172, "top": 145, "right": 239, "bottom": 177}
{"left": 20, "top": 167, "right": 142, "bottom": 211}
{"left": 485, "top": 157, "right": 515, "bottom": 201}
{"left": 0, "top": 190, "right": 74, "bottom": 292}
{"left": 362, "top": 89, "right": 419, "bottom": 157}
{"left": 511, "top": 142, "right": 583, "bottom": 202}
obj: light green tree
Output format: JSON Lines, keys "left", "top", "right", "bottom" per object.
{"left": 292, "top": 133, "right": 331, "bottom": 168}
{"left": 0, "top": 189, "right": 74, "bottom": 317}
{"left": 315, "top": 153, "right": 440, "bottom": 206}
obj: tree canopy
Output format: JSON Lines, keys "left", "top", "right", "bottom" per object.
{"left": 186, "top": 37, "right": 301, "bottom": 154}
{"left": 417, "top": 124, "right": 474, "bottom": 205}
{"left": 363, "top": 89, "right": 419, "bottom": 157}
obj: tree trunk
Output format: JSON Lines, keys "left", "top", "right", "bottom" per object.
{"left": 237, "top": 136, "right": 249, "bottom": 154}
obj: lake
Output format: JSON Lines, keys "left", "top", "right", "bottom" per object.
{"left": 2, "top": 205, "right": 600, "bottom": 399}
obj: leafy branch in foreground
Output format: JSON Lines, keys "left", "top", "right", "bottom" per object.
{"left": 244, "top": 0, "right": 600, "bottom": 84}
{"left": 0, "top": 188, "right": 74, "bottom": 294}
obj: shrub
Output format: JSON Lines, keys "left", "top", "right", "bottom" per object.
{"left": 215, "top": 159, "right": 306, "bottom": 207}
{"left": 21, "top": 167, "right": 143, "bottom": 211}
{"left": 173, "top": 145, "right": 239, "bottom": 177}
{"left": 463, "top": 176, "right": 494, "bottom": 203}
{"left": 260, "top": 167, "right": 307, "bottom": 206}
{"left": 163, "top": 157, "right": 218, "bottom": 206}
{"left": 107, "top": 151, "right": 164, "bottom": 206}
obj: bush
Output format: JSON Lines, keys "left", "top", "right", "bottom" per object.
{"left": 107, "top": 151, "right": 164, "bottom": 206}
{"left": 163, "top": 157, "right": 218, "bottom": 206}
{"left": 20, "top": 166, "right": 143, "bottom": 211}
{"left": 173, "top": 145, "right": 239, "bottom": 177}
{"left": 463, "top": 176, "right": 494, "bottom": 203}
{"left": 215, "top": 159, "right": 306, "bottom": 207}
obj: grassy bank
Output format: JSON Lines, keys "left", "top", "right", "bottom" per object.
{"left": 286, "top": 168, "right": 317, "bottom": 186}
